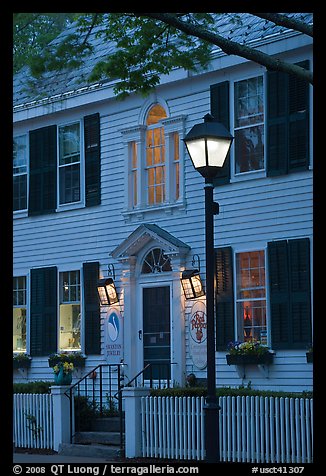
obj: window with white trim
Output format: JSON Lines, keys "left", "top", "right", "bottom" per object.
{"left": 59, "top": 270, "right": 81, "bottom": 351}
{"left": 234, "top": 76, "right": 264, "bottom": 174}
{"left": 13, "top": 276, "right": 27, "bottom": 352}
{"left": 122, "top": 104, "right": 185, "bottom": 216}
{"left": 13, "top": 135, "right": 28, "bottom": 211}
{"left": 235, "top": 250, "right": 267, "bottom": 344}
{"left": 58, "top": 122, "right": 82, "bottom": 205}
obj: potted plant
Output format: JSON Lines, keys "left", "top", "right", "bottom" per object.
{"left": 53, "top": 361, "right": 74, "bottom": 385}
{"left": 306, "top": 345, "right": 313, "bottom": 363}
{"left": 226, "top": 339, "right": 274, "bottom": 365}
{"left": 48, "top": 351, "right": 86, "bottom": 368}
{"left": 13, "top": 353, "right": 32, "bottom": 369}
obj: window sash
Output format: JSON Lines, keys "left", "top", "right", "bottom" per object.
{"left": 59, "top": 271, "right": 81, "bottom": 351}
{"left": 58, "top": 123, "right": 81, "bottom": 205}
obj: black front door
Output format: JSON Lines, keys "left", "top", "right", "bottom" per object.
{"left": 143, "top": 286, "right": 170, "bottom": 379}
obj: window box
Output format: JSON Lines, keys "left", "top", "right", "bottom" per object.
{"left": 226, "top": 352, "right": 274, "bottom": 366}
{"left": 306, "top": 351, "right": 313, "bottom": 363}
{"left": 48, "top": 352, "right": 86, "bottom": 368}
{"left": 13, "top": 354, "right": 32, "bottom": 369}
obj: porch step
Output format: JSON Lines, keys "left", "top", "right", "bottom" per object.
{"left": 59, "top": 442, "right": 123, "bottom": 459}
{"left": 90, "top": 416, "right": 124, "bottom": 433}
{"left": 75, "top": 431, "right": 121, "bottom": 446}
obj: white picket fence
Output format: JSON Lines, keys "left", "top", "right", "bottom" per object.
{"left": 141, "top": 395, "right": 313, "bottom": 463}
{"left": 13, "top": 393, "right": 54, "bottom": 449}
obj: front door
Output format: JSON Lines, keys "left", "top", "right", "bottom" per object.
{"left": 143, "top": 286, "right": 171, "bottom": 380}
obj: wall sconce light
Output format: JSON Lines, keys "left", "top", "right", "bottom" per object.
{"left": 97, "top": 264, "right": 119, "bottom": 306}
{"left": 181, "top": 255, "right": 205, "bottom": 300}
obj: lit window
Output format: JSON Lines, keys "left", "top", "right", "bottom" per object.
{"left": 13, "top": 135, "right": 28, "bottom": 211}
{"left": 59, "top": 271, "right": 81, "bottom": 351}
{"left": 234, "top": 76, "right": 264, "bottom": 173}
{"left": 236, "top": 250, "right": 267, "bottom": 344}
{"left": 13, "top": 276, "right": 27, "bottom": 352}
{"left": 59, "top": 123, "right": 81, "bottom": 204}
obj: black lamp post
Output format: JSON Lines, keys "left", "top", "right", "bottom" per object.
{"left": 184, "top": 113, "right": 233, "bottom": 463}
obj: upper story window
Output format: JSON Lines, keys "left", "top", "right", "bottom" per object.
{"left": 146, "top": 105, "right": 167, "bottom": 206}
{"left": 13, "top": 135, "right": 28, "bottom": 211}
{"left": 58, "top": 122, "right": 81, "bottom": 205}
{"left": 13, "top": 276, "right": 27, "bottom": 352}
{"left": 122, "top": 103, "right": 185, "bottom": 219}
{"left": 234, "top": 76, "right": 264, "bottom": 174}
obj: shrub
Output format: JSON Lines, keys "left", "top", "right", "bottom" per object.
{"left": 13, "top": 381, "right": 52, "bottom": 394}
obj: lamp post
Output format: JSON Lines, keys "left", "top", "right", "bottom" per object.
{"left": 184, "top": 113, "right": 233, "bottom": 463}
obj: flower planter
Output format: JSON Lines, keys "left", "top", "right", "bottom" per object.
{"left": 48, "top": 354, "right": 86, "bottom": 368}
{"left": 54, "top": 367, "right": 73, "bottom": 385}
{"left": 306, "top": 352, "right": 313, "bottom": 363}
{"left": 226, "top": 352, "right": 274, "bottom": 366}
{"left": 13, "top": 356, "right": 32, "bottom": 369}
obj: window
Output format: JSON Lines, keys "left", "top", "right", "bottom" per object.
{"left": 13, "top": 135, "right": 28, "bottom": 211}
{"left": 58, "top": 122, "right": 81, "bottom": 205}
{"left": 13, "top": 277, "right": 27, "bottom": 352}
{"left": 141, "top": 248, "right": 172, "bottom": 274}
{"left": 235, "top": 251, "right": 267, "bottom": 344}
{"left": 146, "top": 105, "right": 167, "bottom": 205}
{"left": 59, "top": 271, "right": 81, "bottom": 351}
{"left": 234, "top": 76, "right": 264, "bottom": 173}
{"left": 122, "top": 103, "right": 185, "bottom": 216}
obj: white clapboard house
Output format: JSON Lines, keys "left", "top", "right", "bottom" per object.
{"left": 13, "top": 13, "right": 313, "bottom": 392}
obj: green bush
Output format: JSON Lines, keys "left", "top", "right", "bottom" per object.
{"left": 150, "top": 386, "right": 313, "bottom": 399}
{"left": 13, "top": 381, "right": 52, "bottom": 394}
{"left": 74, "top": 395, "right": 98, "bottom": 431}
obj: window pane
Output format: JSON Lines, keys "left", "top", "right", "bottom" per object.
{"left": 146, "top": 104, "right": 167, "bottom": 126}
{"left": 59, "top": 164, "right": 80, "bottom": 204}
{"left": 13, "top": 308, "right": 27, "bottom": 351}
{"left": 59, "top": 123, "right": 80, "bottom": 165}
{"left": 59, "top": 304, "right": 81, "bottom": 350}
{"left": 235, "top": 126, "right": 264, "bottom": 173}
{"left": 13, "top": 136, "right": 27, "bottom": 174}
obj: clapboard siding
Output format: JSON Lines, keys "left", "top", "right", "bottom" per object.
{"left": 13, "top": 37, "right": 312, "bottom": 390}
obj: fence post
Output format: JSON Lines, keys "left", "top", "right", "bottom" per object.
{"left": 122, "top": 387, "right": 150, "bottom": 458}
{"left": 51, "top": 385, "right": 73, "bottom": 452}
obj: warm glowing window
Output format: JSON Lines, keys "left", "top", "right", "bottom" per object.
{"left": 13, "top": 276, "right": 27, "bottom": 352}
{"left": 236, "top": 250, "right": 267, "bottom": 343}
{"left": 146, "top": 105, "right": 167, "bottom": 205}
{"left": 59, "top": 271, "right": 81, "bottom": 351}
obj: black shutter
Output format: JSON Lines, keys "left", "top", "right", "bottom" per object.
{"left": 266, "top": 60, "right": 310, "bottom": 176}
{"left": 215, "top": 246, "right": 234, "bottom": 350}
{"left": 268, "top": 238, "right": 311, "bottom": 349}
{"left": 30, "top": 267, "right": 57, "bottom": 356}
{"left": 268, "top": 240, "right": 290, "bottom": 348}
{"left": 29, "top": 125, "right": 57, "bottom": 215}
{"left": 84, "top": 114, "right": 101, "bottom": 207}
{"left": 83, "top": 261, "right": 101, "bottom": 355}
{"left": 288, "top": 238, "right": 312, "bottom": 347}
{"left": 210, "top": 81, "right": 231, "bottom": 186}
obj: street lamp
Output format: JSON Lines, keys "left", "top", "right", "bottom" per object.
{"left": 184, "top": 113, "right": 233, "bottom": 463}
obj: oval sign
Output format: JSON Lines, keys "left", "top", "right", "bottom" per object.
{"left": 189, "top": 301, "right": 207, "bottom": 369}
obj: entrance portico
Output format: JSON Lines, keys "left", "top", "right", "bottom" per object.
{"left": 111, "top": 224, "right": 190, "bottom": 385}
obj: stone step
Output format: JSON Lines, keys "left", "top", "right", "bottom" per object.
{"left": 59, "top": 443, "right": 123, "bottom": 460}
{"left": 90, "top": 416, "right": 124, "bottom": 432}
{"left": 75, "top": 431, "right": 122, "bottom": 446}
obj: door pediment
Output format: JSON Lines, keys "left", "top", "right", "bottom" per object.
{"left": 111, "top": 224, "right": 190, "bottom": 261}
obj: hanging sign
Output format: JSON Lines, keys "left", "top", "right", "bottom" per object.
{"left": 104, "top": 308, "right": 123, "bottom": 364}
{"left": 188, "top": 300, "right": 207, "bottom": 369}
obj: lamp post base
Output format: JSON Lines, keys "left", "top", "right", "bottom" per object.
{"left": 204, "top": 396, "right": 221, "bottom": 463}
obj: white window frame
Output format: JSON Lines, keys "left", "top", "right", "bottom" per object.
{"left": 13, "top": 134, "right": 29, "bottom": 214}
{"left": 121, "top": 111, "right": 186, "bottom": 221}
{"left": 233, "top": 247, "right": 270, "bottom": 346}
{"left": 57, "top": 120, "right": 85, "bottom": 211}
{"left": 58, "top": 269, "right": 82, "bottom": 352}
{"left": 13, "top": 275, "right": 28, "bottom": 353}
{"left": 230, "top": 71, "right": 266, "bottom": 182}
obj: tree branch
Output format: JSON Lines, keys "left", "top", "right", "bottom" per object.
{"left": 138, "top": 12, "right": 313, "bottom": 85}
{"left": 254, "top": 13, "right": 313, "bottom": 37}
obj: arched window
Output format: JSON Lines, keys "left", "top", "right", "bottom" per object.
{"left": 145, "top": 105, "right": 167, "bottom": 205}
{"left": 121, "top": 101, "right": 186, "bottom": 218}
{"left": 141, "top": 248, "right": 172, "bottom": 274}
